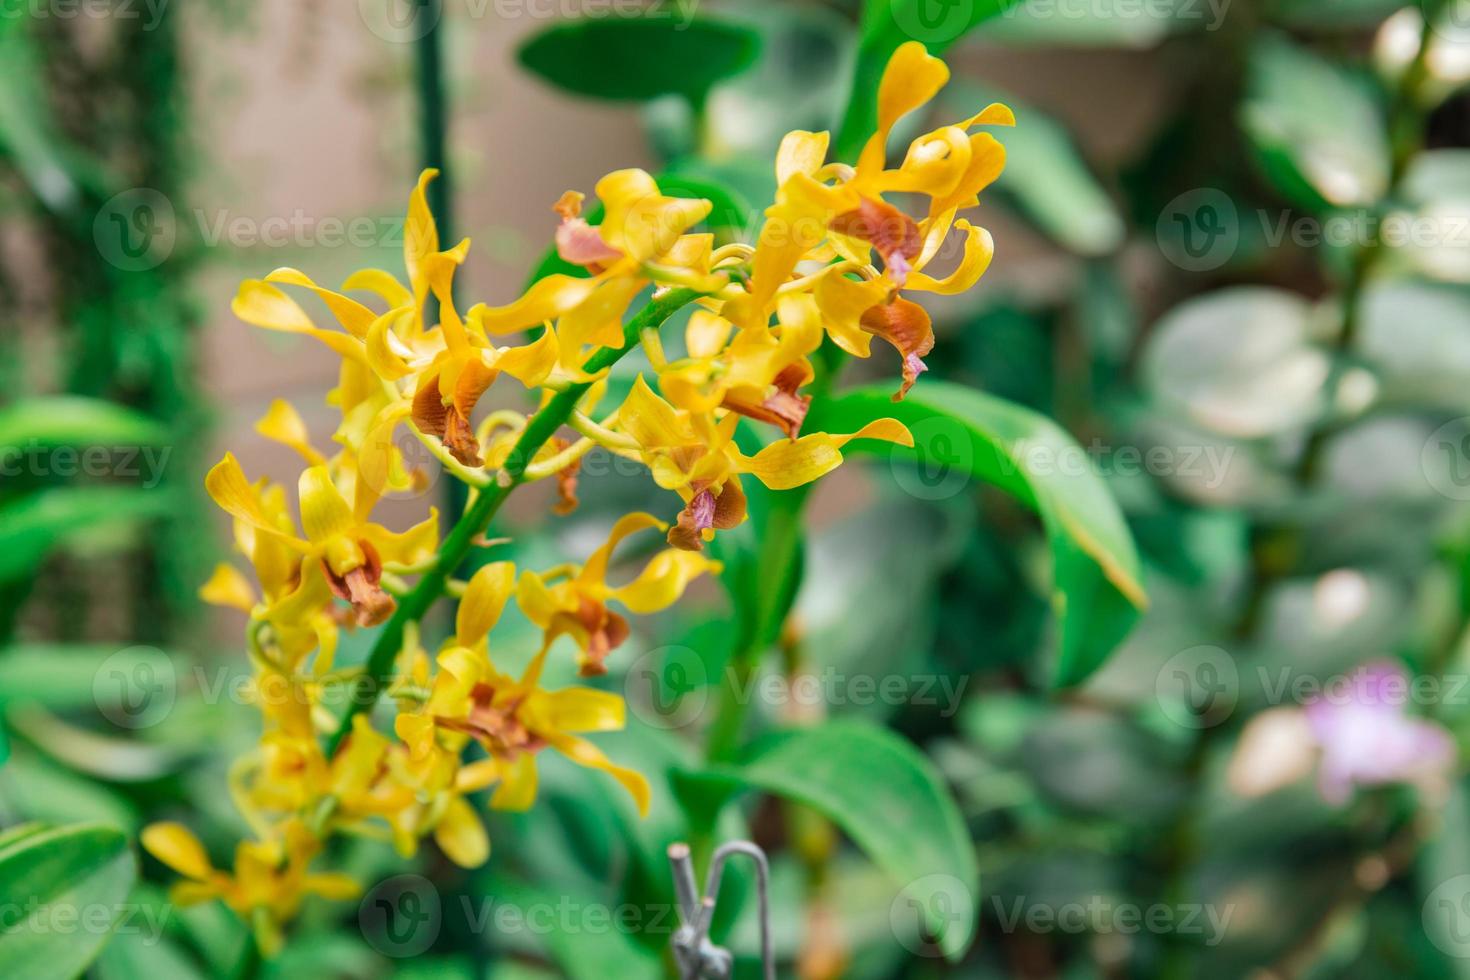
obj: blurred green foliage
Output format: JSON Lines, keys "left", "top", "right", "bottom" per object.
{"left": 5, "top": 0, "right": 1470, "bottom": 977}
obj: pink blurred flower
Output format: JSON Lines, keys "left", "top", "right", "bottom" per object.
{"left": 1304, "top": 660, "right": 1456, "bottom": 804}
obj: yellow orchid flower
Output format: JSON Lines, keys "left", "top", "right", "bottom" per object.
{"left": 615, "top": 376, "right": 915, "bottom": 548}
{"left": 399, "top": 640, "right": 651, "bottom": 817}
{"left": 470, "top": 169, "right": 720, "bottom": 374}
{"left": 141, "top": 820, "right": 359, "bottom": 957}
{"left": 206, "top": 453, "right": 438, "bottom": 627}
{"left": 514, "top": 512, "right": 720, "bottom": 674}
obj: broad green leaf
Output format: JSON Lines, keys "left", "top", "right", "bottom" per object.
{"left": 0, "top": 487, "right": 175, "bottom": 581}
{"left": 1242, "top": 33, "right": 1390, "bottom": 210}
{"left": 807, "top": 380, "right": 1146, "bottom": 686}
{"left": 976, "top": 0, "right": 1208, "bottom": 46}
{"left": 484, "top": 877, "right": 663, "bottom": 980}
{"left": 0, "top": 750, "right": 140, "bottom": 831}
{"left": 0, "top": 823, "right": 137, "bottom": 980}
{"left": 95, "top": 927, "right": 208, "bottom": 980}
{"left": 949, "top": 83, "right": 1122, "bottom": 256}
{"left": 517, "top": 17, "right": 759, "bottom": 103}
{"left": 0, "top": 397, "right": 170, "bottom": 452}
{"left": 715, "top": 720, "right": 978, "bottom": 961}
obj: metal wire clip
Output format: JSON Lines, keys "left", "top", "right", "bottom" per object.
{"left": 667, "top": 840, "right": 775, "bottom": 980}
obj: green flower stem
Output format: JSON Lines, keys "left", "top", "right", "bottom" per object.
{"left": 323, "top": 288, "right": 703, "bottom": 757}
{"left": 704, "top": 485, "right": 810, "bottom": 764}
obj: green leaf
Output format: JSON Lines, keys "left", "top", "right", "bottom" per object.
{"left": 0, "top": 397, "right": 170, "bottom": 451}
{"left": 975, "top": 0, "right": 1205, "bottom": 46}
{"left": 0, "top": 487, "right": 175, "bottom": 582}
{"left": 0, "top": 823, "right": 137, "bottom": 980}
{"left": 95, "top": 926, "right": 209, "bottom": 980}
{"left": 0, "top": 19, "right": 111, "bottom": 212}
{"left": 1241, "top": 33, "right": 1390, "bottom": 210}
{"left": 807, "top": 380, "right": 1146, "bottom": 686}
{"left": 715, "top": 720, "right": 978, "bottom": 961}
{"left": 484, "top": 877, "right": 664, "bottom": 980}
{"left": 517, "top": 16, "right": 759, "bottom": 103}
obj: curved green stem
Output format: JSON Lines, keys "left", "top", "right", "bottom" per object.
{"left": 323, "top": 288, "right": 703, "bottom": 756}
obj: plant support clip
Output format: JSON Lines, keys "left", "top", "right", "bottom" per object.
{"left": 668, "top": 840, "right": 774, "bottom": 980}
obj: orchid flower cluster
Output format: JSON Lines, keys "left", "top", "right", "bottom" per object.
{"left": 140, "top": 41, "right": 1011, "bottom": 955}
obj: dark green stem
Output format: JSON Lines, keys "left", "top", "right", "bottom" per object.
{"left": 324, "top": 288, "right": 703, "bottom": 755}
{"left": 413, "top": 0, "right": 467, "bottom": 532}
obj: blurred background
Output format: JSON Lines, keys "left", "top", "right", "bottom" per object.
{"left": 5, "top": 0, "right": 1470, "bottom": 977}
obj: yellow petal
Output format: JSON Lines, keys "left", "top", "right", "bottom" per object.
{"left": 556, "top": 276, "right": 645, "bottom": 365}
{"left": 205, "top": 454, "right": 308, "bottom": 551}
{"left": 199, "top": 563, "right": 257, "bottom": 612}
{"left": 686, "top": 310, "right": 733, "bottom": 360}
{"left": 141, "top": 822, "right": 214, "bottom": 881}
{"left": 363, "top": 510, "right": 440, "bottom": 568}
{"left": 489, "top": 752, "right": 539, "bottom": 812}
{"left": 723, "top": 189, "right": 829, "bottom": 330}
{"left": 232, "top": 280, "right": 366, "bottom": 363}
{"left": 255, "top": 399, "right": 324, "bottom": 466}
{"left": 857, "top": 41, "right": 951, "bottom": 180}
{"left": 614, "top": 549, "right": 720, "bottom": 615}
{"left": 365, "top": 307, "right": 419, "bottom": 381}
{"left": 455, "top": 758, "right": 502, "bottom": 793}
{"left": 814, "top": 271, "right": 887, "bottom": 357}
{"left": 775, "top": 130, "right": 831, "bottom": 185}
{"left": 733, "top": 419, "right": 914, "bottom": 490}
{"left": 513, "top": 569, "right": 563, "bottom": 629}
{"left": 168, "top": 881, "right": 222, "bottom": 907}
{"left": 303, "top": 873, "right": 363, "bottom": 901}
{"left": 929, "top": 133, "right": 1006, "bottom": 218}
{"left": 456, "top": 561, "right": 516, "bottom": 648}
{"left": 353, "top": 401, "right": 413, "bottom": 521}
{"left": 906, "top": 220, "right": 993, "bottom": 295}
{"left": 536, "top": 687, "right": 626, "bottom": 733}
{"left": 265, "top": 268, "right": 377, "bottom": 338}
{"left": 967, "top": 102, "right": 1016, "bottom": 127}
{"left": 596, "top": 169, "right": 712, "bottom": 263}
{"left": 342, "top": 268, "right": 413, "bottom": 308}
{"left": 619, "top": 375, "right": 697, "bottom": 448}
{"left": 491, "top": 326, "right": 559, "bottom": 388}
{"left": 297, "top": 466, "right": 356, "bottom": 547}
{"left": 583, "top": 512, "right": 667, "bottom": 585}
{"left": 405, "top": 168, "right": 441, "bottom": 306}
{"left": 434, "top": 796, "right": 490, "bottom": 868}
{"left": 545, "top": 733, "right": 650, "bottom": 817}
{"left": 469, "top": 275, "right": 600, "bottom": 336}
